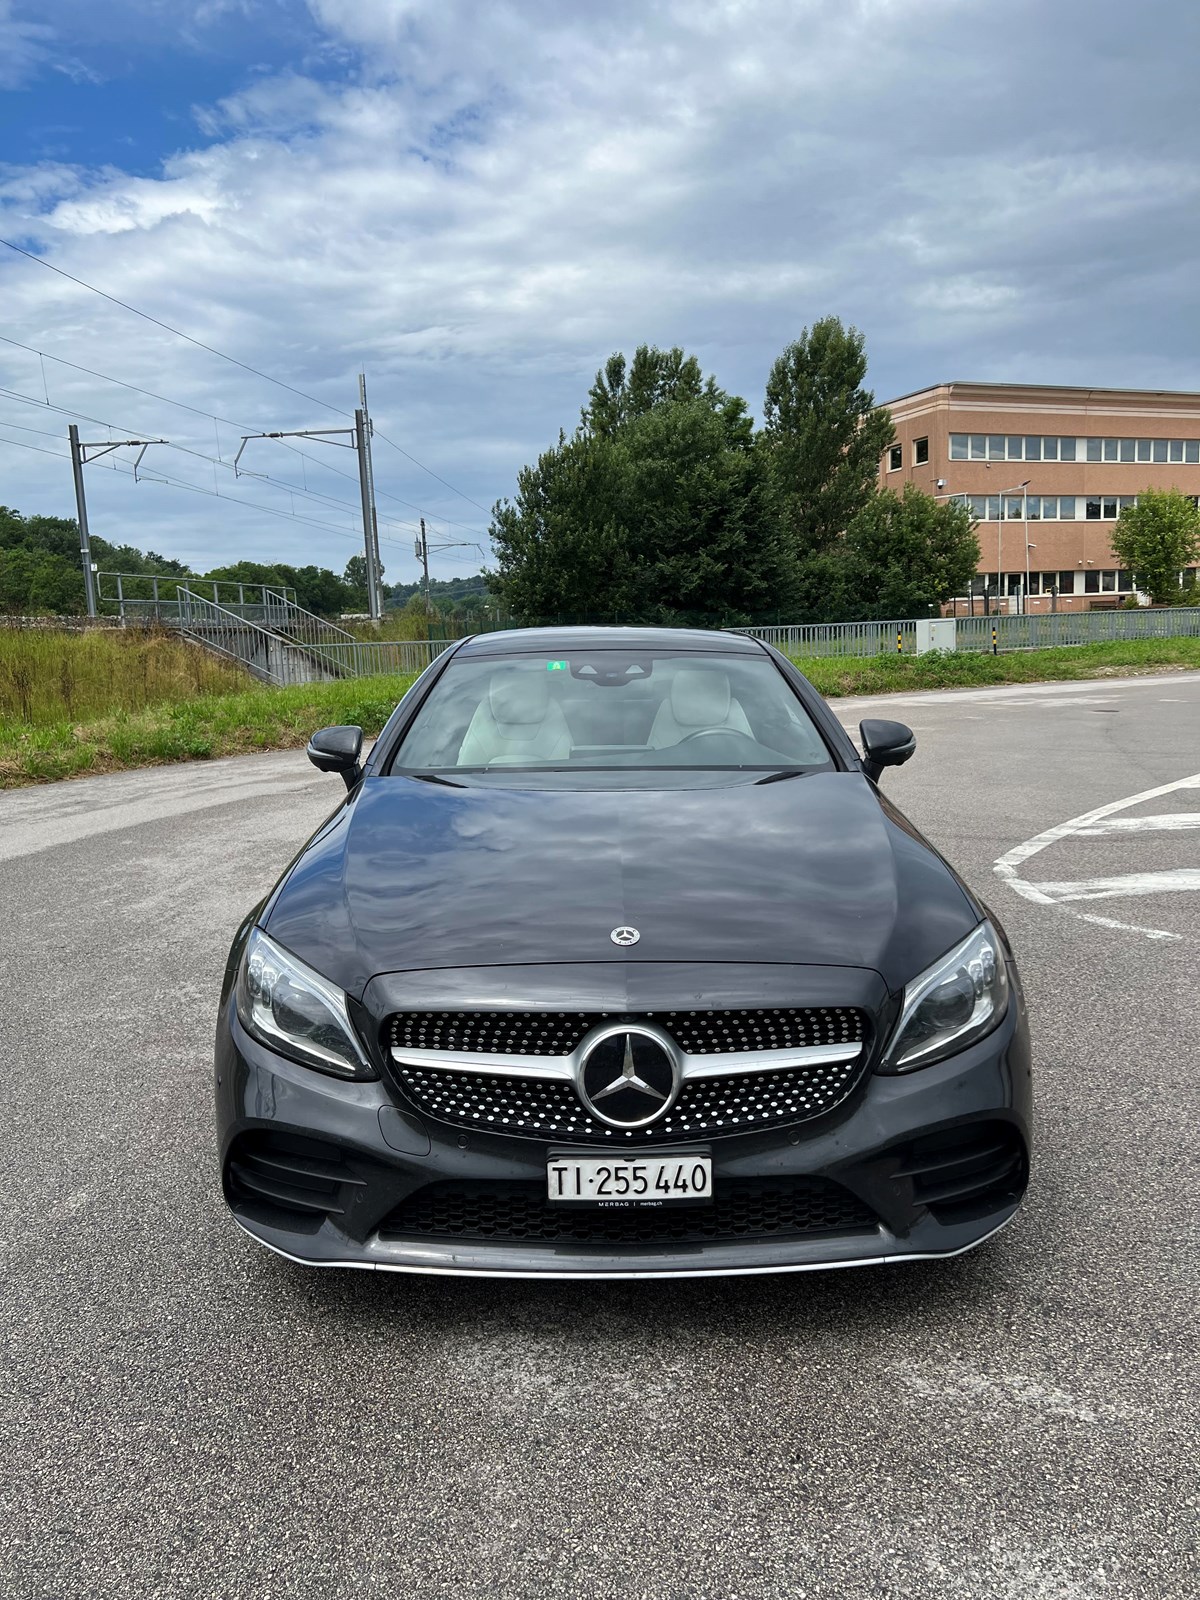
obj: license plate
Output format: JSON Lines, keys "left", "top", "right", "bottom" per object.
{"left": 546, "top": 1150, "right": 713, "bottom": 1208}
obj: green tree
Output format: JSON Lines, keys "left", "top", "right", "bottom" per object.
{"left": 343, "top": 555, "right": 369, "bottom": 607}
{"left": 0, "top": 545, "right": 86, "bottom": 614}
{"left": 583, "top": 346, "right": 723, "bottom": 439}
{"left": 489, "top": 346, "right": 798, "bottom": 625}
{"left": 760, "top": 317, "right": 894, "bottom": 574}
{"left": 839, "top": 485, "right": 981, "bottom": 619}
{"left": 1110, "top": 489, "right": 1200, "bottom": 604}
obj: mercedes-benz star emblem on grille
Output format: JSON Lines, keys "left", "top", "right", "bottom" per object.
{"left": 576, "top": 1028, "right": 680, "bottom": 1129}
{"left": 610, "top": 926, "right": 640, "bottom": 946}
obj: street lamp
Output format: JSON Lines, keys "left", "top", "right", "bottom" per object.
{"left": 996, "top": 481, "right": 1030, "bottom": 614}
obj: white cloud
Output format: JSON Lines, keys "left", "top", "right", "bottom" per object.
{"left": 0, "top": 0, "right": 52, "bottom": 89}
{"left": 1, "top": 0, "right": 1199, "bottom": 578}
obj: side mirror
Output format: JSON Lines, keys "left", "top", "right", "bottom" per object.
{"left": 307, "top": 725, "right": 364, "bottom": 791}
{"left": 859, "top": 718, "right": 916, "bottom": 783}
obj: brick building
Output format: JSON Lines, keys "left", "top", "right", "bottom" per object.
{"left": 879, "top": 382, "right": 1200, "bottom": 612}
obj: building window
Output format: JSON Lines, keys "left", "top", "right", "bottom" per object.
{"left": 1084, "top": 570, "right": 1101, "bottom": 593}
{"left": 914, "top": 437, "right": 929, "bottom": 465}
{"left": 944, "top": 430, "right": 1200, "bottom": 461}
{"left": 964, "top": 493, "right": 1088, "bottom": 521}
{"left": 888, "top": 443, "right": 902, "bottom": 471}
{"left": 1058, "top": 571, "right": 1076, "bottom": 595}
{"left": 1101, "top": 570, "right": 1116, "bottom": 591}
{"left": 1085, "top": 496, "right": 1120, "bottom": 520}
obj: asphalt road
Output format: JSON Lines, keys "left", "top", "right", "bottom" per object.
{"left": 2, "top": 670, "right": 1198, "bottom": 1600}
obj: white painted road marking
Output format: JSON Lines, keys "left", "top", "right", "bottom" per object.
{"left": 1024, "top": 868, "right": 1200, "bottom": 903}
{"left": 994, "top": 769, "right": 1200, "bottom": 941}
{"left": 1071, "top": 813, "right": 1200, "bottom": 836}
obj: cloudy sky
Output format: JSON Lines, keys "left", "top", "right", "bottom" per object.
{"left": 1, "top": 0, "right": 1198, "bottom": 584}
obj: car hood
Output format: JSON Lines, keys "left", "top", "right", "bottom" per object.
{"left": 263, "top": 772, "right": 980, "bottom": 998}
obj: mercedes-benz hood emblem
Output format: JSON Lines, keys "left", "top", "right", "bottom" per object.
{"left": 610, "top": 926, "right": 640, "bottom": 946}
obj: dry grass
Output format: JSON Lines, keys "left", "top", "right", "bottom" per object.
{"left": 0, "top": 625, "right": 247, "bottom": 725}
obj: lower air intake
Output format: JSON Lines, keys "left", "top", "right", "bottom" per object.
{"left": 896, "top": 1122, "right": 1028, "bottom": 1223}
{"left": 379, "top": 1177, "right": 877, "bottom": 1248}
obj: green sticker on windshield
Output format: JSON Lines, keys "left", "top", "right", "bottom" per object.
{"left": 546, "top": 660, "right": 568, "bottom": 671}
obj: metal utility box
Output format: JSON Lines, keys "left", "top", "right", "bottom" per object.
{"left": 914, "top": 619, "right": 957, "bottom": 655}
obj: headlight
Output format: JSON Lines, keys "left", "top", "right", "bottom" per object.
{"left": 882, "top": 921, "right": 1009, "bottom": 1072}
{"left": 235, "top": 927, "right": 374, "bottom": 1079}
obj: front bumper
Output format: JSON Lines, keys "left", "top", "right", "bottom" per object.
{"left": 215, "top": 992, "right": 1032, "bottom": 1278}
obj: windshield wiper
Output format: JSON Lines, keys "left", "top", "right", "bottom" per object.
{"left": 405, "top": 771, "right": 467, "bottom": 788}
{"left": 754, "top": 767, "right": 812, "bottom": 785}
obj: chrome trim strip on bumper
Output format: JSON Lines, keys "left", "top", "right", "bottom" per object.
{"left": 389, "top": 1039, "right": 863, "bottom": 1082}
{"left": 235, "top": 1210, "right": 1017, "bottom": 1280}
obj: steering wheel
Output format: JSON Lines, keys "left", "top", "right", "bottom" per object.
{"left": 675, "top": 727, "right": 759, "bottom": 749}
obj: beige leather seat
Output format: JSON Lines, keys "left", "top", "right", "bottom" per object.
{"left": 458, "top": 669, "right": 573, "bottom": 765}
{"left": 648, "top": 668, "right": 753, "bottom": 748}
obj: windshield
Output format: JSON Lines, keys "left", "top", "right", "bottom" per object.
{"left": 389, "top": 649, "right": 833, "bottom": 782}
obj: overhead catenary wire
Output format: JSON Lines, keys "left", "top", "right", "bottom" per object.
{"left": 0, "top": 425, "right": 424, "bottom": 551}
{"left": 0, "top": 235, "right": 494, "bottom": 522}
{"left": 0, "top": 332, "right": 489, "bottom": 537}
{"left": 0, "top": 431, "right": 71, "bottom": 461}
{"left": 0, "top": 381, "right": 434, "bottom": 548}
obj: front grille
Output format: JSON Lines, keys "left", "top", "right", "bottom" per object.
{"left": 388, "top": 1007, "right": 865, "bottom": 1058}
{"left": 394, "top": 1055, "right": 864, "bottom": 1144}
{"left": 379, "top": 1178, "right": 877, "bottom": 1248}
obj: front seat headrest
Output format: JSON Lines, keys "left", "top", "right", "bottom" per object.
{"left": 489, "top": 668, "right": 552, "bottom": 734}
{"left": 669, "top": 669, "right": 732, "bottom": 728}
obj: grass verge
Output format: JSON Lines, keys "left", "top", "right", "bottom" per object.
{"left": 790, "top": 635, "right": 1200, "bottom": 697}
{"left": 0, "top": 675, "right": 417, "bottom": 788}
{"left": 2, "top": 634, "right": 1200, "bottom": 790}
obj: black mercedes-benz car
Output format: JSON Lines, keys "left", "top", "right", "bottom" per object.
{"left": 215, "top": 626, "right": 1031, "bottom": 1278}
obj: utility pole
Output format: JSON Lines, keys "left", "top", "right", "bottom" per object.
{"left": 68, "top": 425, "right": 96, "bottom": 618}
{"left": 356, "top": 373, "right": 384, "bottom": 622}
{"left": 235, "top": 375, "right": 385, "bottom": 622}
{"left": 414, "top": 520, "right": 484, "bottom": 629}
{"left": 68, "top": 425, "right": 167, "bottom": 617}
{"left": 417, "top": 518, "right": 432, "bottom": 615}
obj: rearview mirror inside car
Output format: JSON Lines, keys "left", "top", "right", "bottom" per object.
{"left": 307, "top": 725, "right": 364, "bottom": 791}
{"left": 859, "top": 719, "right": 916, "bottom": 783}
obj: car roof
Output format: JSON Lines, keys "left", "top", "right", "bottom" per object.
{"left": 453, "top": 625, "right": 764, "bottom": 657}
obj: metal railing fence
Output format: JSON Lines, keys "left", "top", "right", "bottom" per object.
{"left": 307, "top": 637, "right": 456, "bottom": 677}
{"left": 98, "top": 572, "right": 297, "bottom": 621}
{"left": 260, "top": 588, "right": 358, "bottom": 677}
{"left": 734, "top": 620, "right": 917, "bottom": 656}
{"left": 737, "top": 605, "right": 1200, "bottom": 657}
{"left": 951, "top": 607, "right": 1200, "bottom": 653}
{"left": 175, "top": 588, "right": 320, "bottom": 686}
